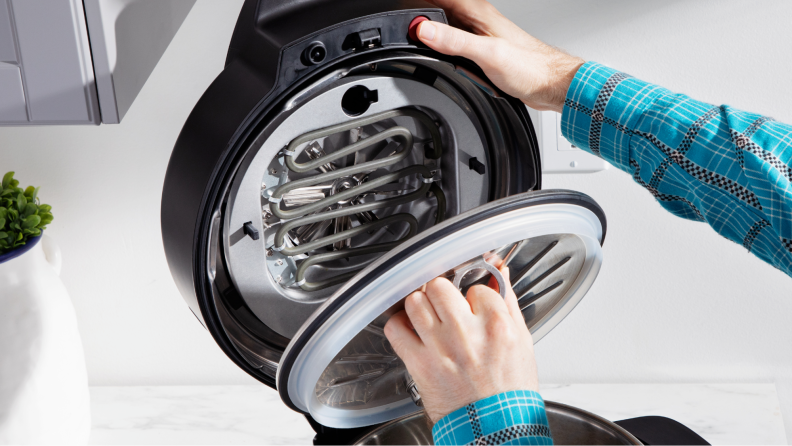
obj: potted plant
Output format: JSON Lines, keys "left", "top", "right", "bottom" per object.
{"left": 0, "top": 172, "right": 90, "bottom": 444}
{"left": 0, "top": 171, "right": 53, "bottom": 255}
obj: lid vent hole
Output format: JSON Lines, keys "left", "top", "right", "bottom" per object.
{"left": 341, "top": 85, "right": 378, "bottom": 117}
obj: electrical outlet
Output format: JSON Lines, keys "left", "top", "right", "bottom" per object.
{"left": 526, "top": 107, "right": 609, "bottom": 174}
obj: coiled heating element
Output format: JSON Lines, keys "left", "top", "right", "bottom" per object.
{"left": 266, "top": 108, "right": 446, "bottom": 292}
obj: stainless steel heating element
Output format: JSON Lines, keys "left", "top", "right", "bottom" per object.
{"left": 266, "top": 109, "right": 446, "bottom": 292}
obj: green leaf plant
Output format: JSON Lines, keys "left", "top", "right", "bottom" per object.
{"left": 0, "top": 171, "right": 53, "bottom": 254}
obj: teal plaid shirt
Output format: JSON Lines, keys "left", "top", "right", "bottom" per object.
{"left": 563, "top": 62, "right": 792, "bottom": 277}
{"left": 431, "top": 61, "right": 792, "bottom": 445}
{"left": 432, "top": 390, "right": 553, "bottom": 445}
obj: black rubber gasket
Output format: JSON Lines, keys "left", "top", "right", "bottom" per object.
{"left": 276, "top": 189, "right": 606, "bottom": 414}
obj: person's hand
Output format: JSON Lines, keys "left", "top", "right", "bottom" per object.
{"left": 383, "top": 266, "right": 539, "bottom": 423}
{"left": 417, "top": 0, "right": 584, "bottom": 112}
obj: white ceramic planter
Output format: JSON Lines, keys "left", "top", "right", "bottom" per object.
{"left": 0, "top": 235, "right": 91, "bottom": 444}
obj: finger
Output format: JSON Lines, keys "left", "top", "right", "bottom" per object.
{"left": 384, "top": 311, "right": 424, "bottom": 362}
{"left": 483, "top": 252, "right": 505, "bottom": 272}
{"left": 466, "top": 283, "right": 509, "bottom": 317}
{"left": 424, "top": 277, "right": 471, "bottom": 322}
{"left": 404, "top": 290, "right": 439, "bottom": 339}
{"left": 418, "top": 20, "right": 497, "bottom": 63}
{"left": 498, "top": 266, "right": 527, "bottom": 328}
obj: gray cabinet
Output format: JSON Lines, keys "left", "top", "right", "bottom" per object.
{"left": 0, "top": 0, "right": 195, "bottom": 125}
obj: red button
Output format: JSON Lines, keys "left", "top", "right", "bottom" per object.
{"left": 408, "top": 16, "right": 430, "bottom": 42}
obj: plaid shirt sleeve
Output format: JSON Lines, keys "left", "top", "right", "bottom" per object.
{"left": 562, "top": 62, "right": 792, "bottom": 277}
{"left": 432, "top": 390, "right": 553, "bottom": 445}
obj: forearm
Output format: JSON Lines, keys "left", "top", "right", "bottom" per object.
{"left": 561, "top": 62, "right": 792, "bottom": 276}
{"left": 432, "top": 390, "right": 553, "bottom": 445}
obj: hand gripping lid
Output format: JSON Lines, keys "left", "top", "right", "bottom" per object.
{"left": 277, "top": 190, "right": 607, "bottom": 428}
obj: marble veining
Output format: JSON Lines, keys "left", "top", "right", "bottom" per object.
{"left": 89, "top": 385, "right": 315, "bottom": 445}
{"left": 89, "top": 384, "right": 786, "bottom": 445}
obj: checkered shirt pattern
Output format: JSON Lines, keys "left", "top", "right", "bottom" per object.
{"left": 432, "top": 390, "right": 553, "bottom": 445}
{"left": 563, "top": 62, "right": 792, "bottom": 277}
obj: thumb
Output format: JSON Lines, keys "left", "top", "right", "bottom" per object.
{"left": 417, "top": 20, "right": 495, "bottom": 63}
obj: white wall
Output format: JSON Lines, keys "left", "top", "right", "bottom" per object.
{"left": 494, "top": 0, "right": 792, "bottom": 433}
{"left": 1, "top": 0, "right": 790, "bottom": 433}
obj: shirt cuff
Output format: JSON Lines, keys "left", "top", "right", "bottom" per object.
{"left": 561, "top": 61, "right": 669, "bottom": 173}
{"left": 432, "top": 390, "right": 553, "bottom": 445}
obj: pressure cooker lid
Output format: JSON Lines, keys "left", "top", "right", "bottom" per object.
{"left": 277, "top": 190, "right": 606, "bottom": 428}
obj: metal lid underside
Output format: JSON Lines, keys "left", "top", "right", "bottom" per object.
{"left": 277, "top": 190, "right": 606, "bottom": 429}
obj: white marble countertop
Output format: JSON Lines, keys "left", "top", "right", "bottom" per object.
{"left": 89, "top": 383, "right": 786, "bottom": 445}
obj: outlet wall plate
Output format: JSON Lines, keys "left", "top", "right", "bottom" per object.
{"left": 526, "top": 107, "right": 610, "bottom": 174}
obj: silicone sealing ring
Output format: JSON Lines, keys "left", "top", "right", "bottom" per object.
{"left": 408, "top": 16, "right": 430, "bottom": 42}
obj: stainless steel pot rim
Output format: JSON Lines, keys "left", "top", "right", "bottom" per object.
{"left": 544, "top": 401, "right": 642, "bottom": 445}
{"left": 351, "top": 400, "right": 642, "bottom": 445}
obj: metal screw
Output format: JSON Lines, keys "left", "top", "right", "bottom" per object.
{"left": 270, "top": 168, "right": 278, "bottom": 175}
{"left": 276, "top": 259, "right": 283, "bottom": 266}
{"left": 261, "top": 183, "right": 267, "bottom": 190}
{"left": 275, "top": 275, "right": 282, "bottom": 283}
{"left": 267, "top": 249, "right": 274, "bottom": 257}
